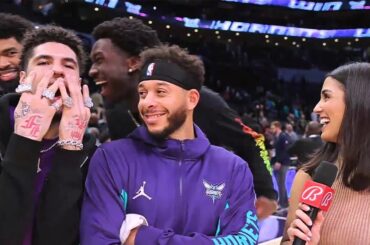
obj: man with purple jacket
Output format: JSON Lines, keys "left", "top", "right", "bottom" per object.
{"left": 81, "top": 45, "right": 258, "bottom": 245}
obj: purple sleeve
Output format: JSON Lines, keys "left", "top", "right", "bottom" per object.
{"left": 80, "top": 148, "right": 125, "bottom": 245}
{"left": 135, "top": 162, "right": 259, "bottom": 245}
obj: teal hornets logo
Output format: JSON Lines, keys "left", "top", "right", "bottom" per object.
{"left": 203, "top": 180, "right": 225, "bottom": 203}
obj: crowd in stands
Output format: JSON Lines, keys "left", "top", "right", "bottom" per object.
{"left": 82, "top": 27, "right": 360, "bottom": 158}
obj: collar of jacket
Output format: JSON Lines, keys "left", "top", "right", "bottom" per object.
{"left": 129, "top": 125, "right": 210, "bottom": 160}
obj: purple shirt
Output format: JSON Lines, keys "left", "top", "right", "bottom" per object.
{"left": 23, "top": 138, "right": 57, "bottom": 245}
{"left": 10, "top": 106, "right": 57, "bottom": 245}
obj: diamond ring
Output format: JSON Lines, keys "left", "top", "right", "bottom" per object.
{"left": 51, "top": 102, "right": 61, "bottom": 111}
{"left": 41, "top": 89, "right": 55, "bottom": 100}
{"left": 63, "top": 96, "right": 73, "bottom": 108}
{"left": 84, "top": 97, "right": 94, "bottom": 109}
{"left": 15, "top": 83, "right": 32, "bottom": 93}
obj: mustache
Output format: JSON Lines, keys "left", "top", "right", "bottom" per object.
{"left": 0, "top": 65, "right": 19, "bottom": 74}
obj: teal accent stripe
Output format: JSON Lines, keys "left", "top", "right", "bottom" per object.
{"left": 225, "top": 202, "right": 230, "bottom": 209}
{"left": 120, "top": 189, "right": 128, "bottom": 211}
{"left": 215, "top": 219, "right": 221, "bottom": 237}
{"left": 212, "top": 210, "right": 259, "bottom": 245}
{"left": 215, "top": 201, "right": 230, "bottom": 236}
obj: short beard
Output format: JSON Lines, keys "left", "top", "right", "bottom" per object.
{"left": 146, "top": 107, "right": 187, "bottom": 141}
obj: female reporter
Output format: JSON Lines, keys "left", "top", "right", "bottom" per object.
{"left": 281, "top": 62, "right": 370, "bottom": 244}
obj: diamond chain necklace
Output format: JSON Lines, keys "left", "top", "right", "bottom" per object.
{"left": 128, "top": 110, "right": 140, "bottom": 128}
{"left": 40, "top": 140, "right": 58, "bottom": 153}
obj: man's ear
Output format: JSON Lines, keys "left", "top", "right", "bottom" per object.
{"left": 19, "top": 71, "right": 26, "bottom": 83}
{"left": 127, "top": 56, "right": 141, "bottom": 73}
{"left": 187, "top": 89, "right": 200, "bottom": 110}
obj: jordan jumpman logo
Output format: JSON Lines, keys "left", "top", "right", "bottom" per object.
{"left": 132, "top": 181, "right": 152, "bottom": 200}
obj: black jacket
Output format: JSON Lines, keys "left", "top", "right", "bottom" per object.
{"left": 272, "top": 132, "right": 291, "bottom": 166}
{"left": 0, "top": 93, "right": 96, "bottom": 245}
{"left": 106, "top": 86, "right": 277, "bottom": 200}
{"left": 288, "top": 135, "right": 323, "bottom": 165}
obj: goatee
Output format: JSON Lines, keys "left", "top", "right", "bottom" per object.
{"left": 146, "top": 107, "right": 187, "bottom": 141}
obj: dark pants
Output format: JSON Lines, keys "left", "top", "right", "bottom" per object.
{"left": 274, "top": 165, "right": 289, "bottom": 208}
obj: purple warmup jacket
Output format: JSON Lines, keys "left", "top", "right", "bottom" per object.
{"left": 81, "top": 125, "right": 258, "bottom": 245}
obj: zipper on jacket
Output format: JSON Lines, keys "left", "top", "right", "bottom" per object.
{"left": 179, "top": 141, "right": 184, "bottom": 197}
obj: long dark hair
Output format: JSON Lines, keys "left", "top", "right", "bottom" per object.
{"left": 302, "top": 62, "right": 370, "bottom": 191}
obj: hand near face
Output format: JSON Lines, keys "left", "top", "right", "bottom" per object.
{"left": 287, "top": 203, "right": 324, "bottom": 245}
{"left": 58, "top": 74, "right": 91, "bottom": 150}
{"left": 14, "top": 71, "right": 63, "bottom": 141}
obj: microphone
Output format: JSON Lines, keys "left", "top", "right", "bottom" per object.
{"left": 292, "top": 161, "right": 338, "bottom": 245}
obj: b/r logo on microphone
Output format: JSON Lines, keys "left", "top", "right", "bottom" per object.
{"left": 301, "top": 186, "right": 323, "bottom": 201}
{"left": 321, "top": 192, "right": 334, "bottom": 207}
{"left": 300, "top": 180, "right": 335, "bottom": 211}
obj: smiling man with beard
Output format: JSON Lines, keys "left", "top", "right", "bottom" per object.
{"left": 81, "top": 45, "right": 259, "bottom": 245}
{"left": 0, "top": 13, "right": 33, "bottom": 96}
{"left": 89, "top": 17, "right": 277, "bottom": 219}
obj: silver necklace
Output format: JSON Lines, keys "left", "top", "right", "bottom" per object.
{"left": 40, "top": 140, "right": 58, "bottom": 153}
{"left": 128, "top": 110, "right": 140, "bottom": 128}
{"left": 38, "top": 140, "right": 58, "bottom": 173}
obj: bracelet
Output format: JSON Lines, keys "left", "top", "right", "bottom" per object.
{"left": 57, "top": 139, "right": 83, "bottom": 150}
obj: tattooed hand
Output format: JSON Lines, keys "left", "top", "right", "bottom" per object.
{"left": 14, "top": 71, "right": 63, "bottom": 141}
{"left": 58, "top": 74, "right": 91, "bottom": 150}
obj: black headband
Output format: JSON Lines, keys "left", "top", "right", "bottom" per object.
{"left": 139, "top": 59, "right": 200, "bottom": 90}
